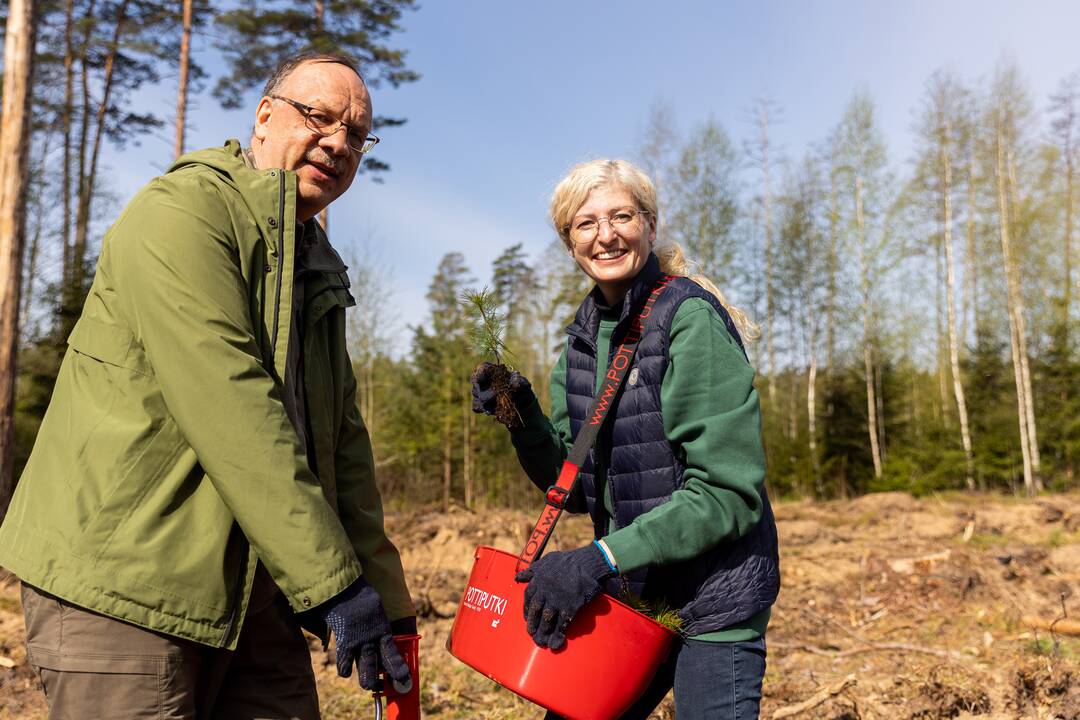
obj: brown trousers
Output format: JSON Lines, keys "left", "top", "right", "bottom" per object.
{"left": 22, "top": 572, "right": 320, "bottom": 720}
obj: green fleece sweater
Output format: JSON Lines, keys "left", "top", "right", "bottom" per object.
{"left": 512, "top": 298, "right": 770, "bottom": 641}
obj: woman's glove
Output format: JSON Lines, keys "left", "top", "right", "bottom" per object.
{"left": 308, "top": 577, "right": 412, "bottom": 692}
{"left": 514, "top": 543, "right": 616, "bottom": 650}
{"left": 470, "top": 361, "right": 536, "bottom": 415}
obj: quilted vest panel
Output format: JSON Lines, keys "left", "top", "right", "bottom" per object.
{"left": 563, "top": 254, "right": 779, "bottom": 634}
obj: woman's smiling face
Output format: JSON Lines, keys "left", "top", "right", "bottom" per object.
{"left": 569, "top": 184, "right": 655, "bottom": 306}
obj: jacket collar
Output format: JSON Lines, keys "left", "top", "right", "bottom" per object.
{"left": 566, "top": 252, "right": 663, "bottom": 349}
{"left": 168, "top": 139, "right": 296, "bottom": 257}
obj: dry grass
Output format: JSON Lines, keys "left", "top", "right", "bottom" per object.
{"left": 0, "top": 493, "right": 1078, "bottom": 718}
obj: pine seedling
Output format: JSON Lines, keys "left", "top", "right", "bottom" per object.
{"left": 462, "top": 288, "right": 511, "bottom": 366}
{"left": 461, "top": 288, "right": 522, "bottom": 428}
{"left": 619, "top": 593, "right": 685, "bottom": 634}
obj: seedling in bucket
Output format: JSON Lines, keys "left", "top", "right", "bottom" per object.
{"left": 618, "top": 594, "right": 684, "bottom": 634}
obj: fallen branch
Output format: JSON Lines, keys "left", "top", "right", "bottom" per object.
{"left": 1022, "top": 615, "right": 1080, "bottom": 636}
{"left": 770, "top": 639, "right": 954, "bottom": 659}
{"left": 772, "top": 674, "right": 856, "bottom": 719}
{"left": 813, "top": 609, "right": 966, "bottom": 660}
{"left": 834, "top": 641, "right": 953, "bottom": 658}
{"left": 768, "top": 640, "right": 841, "bottom": 658}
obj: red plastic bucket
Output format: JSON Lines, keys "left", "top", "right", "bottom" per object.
{"left": 448, "top": 546, "right": 676, "bottom": 720}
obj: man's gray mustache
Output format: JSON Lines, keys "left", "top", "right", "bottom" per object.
{"left": 305, "top": 155, "right": 346, "bottom": 174}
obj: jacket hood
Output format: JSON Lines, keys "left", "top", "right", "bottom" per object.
{"left": 168, "top": 139, "right": 297, "bottom": 249}
{"left": 168, "top": 138, "right": 250, "bottom": 179}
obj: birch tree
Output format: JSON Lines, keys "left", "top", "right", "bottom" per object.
{"left": 1049, "top": 71, "right": 1080, "bottom": 341}
{"left": 636, "top": 99, "right": 679, "bottom": 239}
{"left": 989, "top": 63, "right": 1042, "bottom": 493}
{"left": 666, "top": 118, "right": 740, "bottom": 287}
{"left": 777, "top": 154, "right": 827, "bottom": 493}
{"left": 833, "top": 90, "right": 889, "bottom": 479}
{"left": 915, "top": 71, "right": 976, "bottom": 489}
{"left": 745, "top": 98, "right": 782, "bottom": 403}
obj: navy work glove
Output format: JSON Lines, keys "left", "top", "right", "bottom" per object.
{"left": 514, "top": 543, "right": 617, "bottom": 650}
{"left": 314, "top": 577, "right": 412, "bottom": 693}
{"left": 470, "top": 361, "right": 535, "bottom": 415}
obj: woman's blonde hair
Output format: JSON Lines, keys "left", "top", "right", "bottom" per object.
{"left": 549, "top": 158, "right": 759, "bottom": 343}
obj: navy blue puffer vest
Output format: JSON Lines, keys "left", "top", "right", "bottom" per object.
{"left": 564, "top": 253, "right": 780, "bottom": 635}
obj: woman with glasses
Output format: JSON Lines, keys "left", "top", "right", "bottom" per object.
{"left": 472, "top": 159, "right": 779, "bottom": 719}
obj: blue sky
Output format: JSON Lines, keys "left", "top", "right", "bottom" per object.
{"left": 106, "top": 0, "right": 1080, "bottom": 347}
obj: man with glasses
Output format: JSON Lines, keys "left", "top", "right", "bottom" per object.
{"left": 0, "top": 52, "right": 415, "bottom": 718}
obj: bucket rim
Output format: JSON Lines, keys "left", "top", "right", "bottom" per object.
{"left": 471, "top": 544, "right": 679, "bottom": 638}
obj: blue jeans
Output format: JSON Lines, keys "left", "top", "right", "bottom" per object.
{"left": 546, "top": 635, "right": 766, "bottom": 719}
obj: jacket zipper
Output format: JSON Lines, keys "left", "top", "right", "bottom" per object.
{"left": 219, "top": 561, "right": 246, "bottom": 647}
{"left": 220, "top": 171, "right": 287, "bottom": 648}
{"left": 269, "top": 172, "right": 287, "bottom": 354}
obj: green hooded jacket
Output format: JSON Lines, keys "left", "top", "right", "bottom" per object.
{"left": 0, "top": 140, "right": 413, "bottom": 649}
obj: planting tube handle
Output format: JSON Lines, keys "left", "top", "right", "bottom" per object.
{"left": 515, "top": 275, "right": 674, "bottom": 573}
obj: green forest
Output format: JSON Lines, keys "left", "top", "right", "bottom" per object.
{"left": 5, "top": 0, "right": 1080, "bottom": 509}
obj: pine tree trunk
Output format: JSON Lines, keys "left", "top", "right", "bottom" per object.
{"left": 856, "top": 174, "right": 883, "bottom": 478}
{"left": 442, "top": 412, "right": 452, "bottom": 512}
{"left": 20, "top": 136, "right": 50, "bottom": 333}
{"left": 64, "top": 0, "right": 97, "bottom": 328}
{"left": 941, "top": 127, "right": 975, "bottom": 490}
{"left": 174, "top": 0, "right": 193, "bottom": 160}
{"left": 0, "top": 0, "right": 38, "bottom": 520}
{"left": 462, "top": 392, "right": 472, "bottom": 510}
{"left": 996, "top": 116, "right": 1037, "bottom": 494}
{"left": 70, "top": 0, "right": 128, "bottom": 336}
{"left": 61, "top": 0, "right": 75, "bottom": 293}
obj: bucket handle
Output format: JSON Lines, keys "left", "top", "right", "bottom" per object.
{"left": 515, "top": 275, "right": 674, "bottom": 573}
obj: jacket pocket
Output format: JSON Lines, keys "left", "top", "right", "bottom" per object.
{"left": 68, "top": 315, "right": 153, "bottom": 376}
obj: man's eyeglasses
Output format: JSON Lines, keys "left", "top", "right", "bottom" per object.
{"left": 269, "top": 95, "right": 380, "bottom": 155}
{"left": 566, "top": 209, "right": 651, "bottom": 244}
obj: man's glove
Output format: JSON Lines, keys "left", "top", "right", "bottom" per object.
{"left": 470, "top": 361, "right": 535, "bottom": 416}
{"left": 514, "top": 543, "right": 617, "bottom": 650}
{"left": 312, "top": 577, "right": 412, "bottom": 692}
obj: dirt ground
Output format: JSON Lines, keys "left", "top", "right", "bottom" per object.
{"left": 0, "top": 491, "right": 1077, "bottom": 719}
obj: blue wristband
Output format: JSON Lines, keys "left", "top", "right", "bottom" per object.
{"left": 593, "top": 540, "right": 618, "bottom": 573}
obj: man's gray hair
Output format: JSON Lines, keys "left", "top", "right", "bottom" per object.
{"left": 261, "top": 51, "right": 364, "bottom": 97}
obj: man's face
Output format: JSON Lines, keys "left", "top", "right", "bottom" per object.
{"left": 252, "top": 61, "right": 372, "bottom": 221}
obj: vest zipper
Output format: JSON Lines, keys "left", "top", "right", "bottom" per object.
{"left": 566, "top": 327, "right": 597, "bottom": 352}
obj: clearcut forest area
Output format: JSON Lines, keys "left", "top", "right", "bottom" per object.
{"left": 0, "top": 491, "right": 1076, "bottom": 720}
